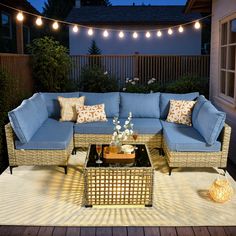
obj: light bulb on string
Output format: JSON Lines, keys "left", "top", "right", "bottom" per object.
{"left": 52, "top": 21, "right": 59, "bottom": 30}
{"left": 103, "top": 30, "right": 109, "bottom": 38}
{"left": 145, "top": 31, "right": 151, "bottom": 38}
{"left": 168, "top": 28, "right": 173, "bottom": 35}
{"left": 157, "top": 30, "right": 162, "bottom": 37}
{"left": 133, "top": 32, "right": 138, "bottom": 39}
{"left": 178, "top": 25, "right": 184, "bottom": 33}
{"left": 16, "top": 12, "right": 24, "bottom": 22}
{"left": 88, "top": 28, "right": 94, "bottom": 36}
{"left": 194, "top": 21, "right": 201, "bottom": 29}
{"left": 35, "top": 17, "right": 43, "bottom": 26}
{"left": 72, "top": 25, "right": 79, "bottom": 33}
{"left": 118, "top": 31, "right": 124, "bottom": 39}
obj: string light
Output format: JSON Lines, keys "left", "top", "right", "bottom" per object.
{"left": 118, "top": 31, "right": 124, "bottom": 39}
{"left": 0, "top": 2, "right": 211, "bottom": 42}
{"left": 145, "top": 31, "right": 151, "bottom": 38}
{"left": 88, "top": 28, "right": 94, "bottom": 36}
{"left": 178, "top": 25, "right": 184, "bottom": 33}
{"left": 103, "top": 30, "right": 109, "bottom": 38}
{"left": 16, "top": 12, "right": 24, "bottom": 22}
{"left": 157, "top": 30, "right": 162, "bottom": 37}
{"left": 72, "top": 25, "right": 79, "bottom": 33}
{"left": 52, "top": 21, "right": 59, "bottom": 30}
{"left": 168, "top": 28, "right": 173, "bottom": 35}
{"left": 194, "top": 21, "right": 201, "bottom": 29}
{"left": 35, "top": 17, "right": 43, "bottom": 26}
{"left": 133, "top": 32, "right": 138, "bottom": 39}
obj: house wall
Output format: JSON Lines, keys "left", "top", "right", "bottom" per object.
{"left": 69, "top": 25, "right": 202, "bottom": 55}
{"left": 210, "top": 0, "right": 236, "bottom": 164}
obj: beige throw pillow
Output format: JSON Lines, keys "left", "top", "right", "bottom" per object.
{"left": 166, "top": 100, "right": 196, "bottom": 126}
{"left": 76, "top": 104, "right": 107, "bottom": 123}
{"left": 58, "top": 96, "right": 85, "bottom": 122}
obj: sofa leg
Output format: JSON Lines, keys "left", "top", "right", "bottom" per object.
{"left": 169, "top": 167, "right": 173, "bottom": 176}
{"left": 59, "top": 166, "right": 68, "bottom": 174}
{"left": 159, "top": 148, "right": 164, "bottom": 156}
{"left": 10, "top": 166, "right": 18, "bottom": 175}
{"left": 219, "top": 167, "right": 227, "bottom": 176}
{"left": 72, "top": 148, "right": 77, "bottom": 155}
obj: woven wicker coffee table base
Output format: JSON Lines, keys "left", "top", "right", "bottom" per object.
{"left": 84, "top": 144, "right": 154, "bottom": 207}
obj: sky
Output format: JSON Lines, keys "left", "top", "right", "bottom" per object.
{"left": 29, "top": 0, "right": 187, "bottom": 12}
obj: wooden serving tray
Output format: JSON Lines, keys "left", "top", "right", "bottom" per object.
{"left": 103, "top": 147, "right": 135, "bottom": 159}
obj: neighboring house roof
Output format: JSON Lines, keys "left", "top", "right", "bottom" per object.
{"left": 184, "top": 0, "right": 212, "bottom": 13}
{"left": 66, "top": 6, "right": 201, "bottom": 26}
{"left": 0, "top": 0, "right": 40, "bottom": 15}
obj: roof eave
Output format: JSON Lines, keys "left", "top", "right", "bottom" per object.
{"left": 184, "top": 0, "right": 212, "bottom": 13}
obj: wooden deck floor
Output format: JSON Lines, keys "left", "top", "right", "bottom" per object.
{"left": 0, "top": 226, "right": 236, "bottom": 236}
{"left": 0, "top": 161, "right": 235, "bottom": 236}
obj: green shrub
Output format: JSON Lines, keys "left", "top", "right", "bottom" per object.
{"left": 165, "top": 76, "right": 209, "bottom": 97}
{"left": 28, "top": 36, "right": 73, "bottom": 92}
{"left": 78, "top": 66, "right": 118, "bottom": 92}
{"left": 0, "top": 69, "right": 29, "bottom": 172}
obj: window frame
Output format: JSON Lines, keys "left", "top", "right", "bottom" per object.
{"left": 219, "top": 14, "right": 236, "bottom": 107}
{"left": 1, "top": 11, "right": 12, "bottom": 39}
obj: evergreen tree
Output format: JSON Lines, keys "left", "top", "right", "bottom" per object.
{"left": 88, "top": 40, "right": 102, "bottom": 55}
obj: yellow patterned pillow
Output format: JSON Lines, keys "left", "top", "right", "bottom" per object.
{"left": 76, "top": 104, "right": 107, "bottom": 123}
{"left": 58, "top": 96, "right": 85, "bottom": 122}
{"left": 166, "top": 100, "right": 196, "bottom": 126}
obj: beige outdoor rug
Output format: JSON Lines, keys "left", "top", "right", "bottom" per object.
{"left": 0, "top": 148, "right": 236, "bottom": 226}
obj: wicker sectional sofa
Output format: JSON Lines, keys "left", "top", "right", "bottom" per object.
{"left": 5, "top": 91, "right": 231, "bottom": 175}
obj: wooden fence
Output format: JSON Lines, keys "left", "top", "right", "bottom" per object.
{"left": 0, "top": 53, "right": 33, "bottom": 93}
{"left": 70, "top": 55, "right": 210, "bottom": 86}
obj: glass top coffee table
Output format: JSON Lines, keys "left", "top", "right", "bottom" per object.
{"left": 84, "top": 144, "right": 154, "bottom": 207}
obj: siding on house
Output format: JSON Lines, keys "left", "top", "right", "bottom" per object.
{"left": 69, "top": 25, "right": 202, "bottom": 55}
{"left": 210, "top": 0, "right": 236, "bottom": 164}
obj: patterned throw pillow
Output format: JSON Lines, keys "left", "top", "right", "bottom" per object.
{"left": 58, "top": 96, "right": 85, "bottom": 122}
{"left": 76, "top": 104, "right": 107, "bottom": 123}
{"left": 166, "top": 100, "right": 196, "bottom": 126}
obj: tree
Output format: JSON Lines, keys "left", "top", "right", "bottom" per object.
{"left": 28, "top": 37, "right": 72, "bottom": 92}
{"left": 88, "top": 40, "right": 102, "bottom": 55}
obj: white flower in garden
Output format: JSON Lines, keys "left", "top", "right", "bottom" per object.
{"left": 125, "top": 120, "right": 129, "bottom": 125}
{"left": 131, "top": 81, "right": 136, "bottom": 85}
{"left": 113, "top": 132, "right": 117, "bottom": 136}
{"left": 130, "top": 130, "right": 134, "bottom": 135}
{"left": 134, "top": 77, "right": 139, "bottom": 81}
{"left": 123, "top": 136, "right": 128, "bottom": 141}
{"left": 152, "top": 78, "right": 156, "bottom": 81}
{"left": 123, "top": 88, "right": 127, "bottom": 91}
{"left": 116, "top": 125, "right": 121, "bottom": 130}
{"left": 150, "top": 90, "right": 153, "bottom": 93}
{"left": 118, "top": 134, "right": 123, "bottom": 139}
{"left": 147, "top": 80, "right": 153, "bottom": 85}
{"left": 104, "top": 71, "right": 108, "bottom": 75}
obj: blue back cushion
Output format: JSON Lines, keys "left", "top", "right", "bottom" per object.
{"left": 193, "top": 101, "right": 226, "bottom": 145}
{"left": 120, "top": 92, "right": 160, "bottom": 118}
{"left": 80, "top": 92, "right": 120, "bottom": 117}
{"left": 8, "top": 93, "right": 48, "bottom": 143}
{"left": 160, "top": 92, "right": 199, "bottom": 119}
{"left": 192, "top": 95, "right": 208, "bottom": 128}
{"left": 40, "top": 92, "right": 79, "bottom": 118}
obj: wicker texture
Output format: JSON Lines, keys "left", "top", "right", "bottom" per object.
{"left": 162, "top": 124, "right": 231, "bottom": 168}
{"left": 5, "top": 123, "right": 73, "bottom": 167}
{"left": 84, "top": 145, "right": 154, "bottom": 206}
{"left": 74, "top": 133, "right": 162, "bottom": 149}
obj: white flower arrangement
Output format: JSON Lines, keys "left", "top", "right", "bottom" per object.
{"left": 112, "top": 112, "right": 133, "bottom": 143}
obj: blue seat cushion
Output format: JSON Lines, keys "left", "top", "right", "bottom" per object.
{"left": 161, "top": 121, "right": 221, "bottom": 152}
{"left": 80, "top": 92, "right": 120, "bottom": 117}
{"left": 74, "top": 119, "right": 114, "bottom": 134}
{"left": 40, "top": 92, "right": 80, "bottom": 118}
{"left": 15, "top": 118, "right": 73, "bottom": 150}
{"left": 160, "top": 92, "right": 199, "bottom": 119}
{"left": 74, "top": 118, "right": 162, "bottom": 134}
{"left": 193, "top": 101, "right": 226, "bottom": 145}
{"left": 120, "top": 92, "right": 160, "bottom": 118}
{"left": 9, "top": 93, "right": 48, "bottom": 143}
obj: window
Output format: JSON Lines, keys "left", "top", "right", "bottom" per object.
{"left": 1, "top": 12, "right": 12, "bottom": 39}
{"left": 220, "top": 16, "right": 236, "bottom": 105}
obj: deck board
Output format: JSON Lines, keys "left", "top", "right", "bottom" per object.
{"left": 192, "top": 227, "right": 210, "bottom": 236}
{"left": 113, "top": 227, "right": 127, "bottom": 236}
{"left": 144, "top": 227, "right": 161, "bottom": 236}
{"left": 160, "top": 227, "right": 177, "bottom": 236}
{"left": 176, "top": 227, "right": 195, "bottom": 236}
{"left": 66, "top": 227, "right": 80, "bottom": 236}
